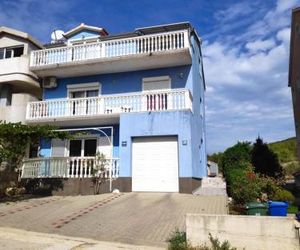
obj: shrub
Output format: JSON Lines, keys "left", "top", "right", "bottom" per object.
{"left": 167, "top": 230, "right": 237, "bottom": 250}
{"left": 284, "top": 161, "right": 300, "bottom": 176}
{"left": 228, "top": 168, "right": 262, "bottom": 204}
{"left": 270, "top": 188, "right": 295, "bottom": 203}
{"left": 207, "top": 233, "right": 237, "bottom": 250}
{"left": 220, "top": 142, "right": 252, "bottom": 178}
{"left": 167, "top": 228, "right": 188, "bottom": 250}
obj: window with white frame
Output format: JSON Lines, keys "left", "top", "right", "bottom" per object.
{"left": 0, "top": 46, "right": 24, "bottom": 60}
{"left": 51, "top": 135, "right": 111, "bottom": 158}
{"left": 67, "top": 82, "right": 101, "bottom": 115}
{"left": 67, "top": 82, "right": 101, "bottom": 98}
{"left": 69, "top": 138, "right": 97, "bottom": 157}
{"left": 142, "top": 76, "right": 171, "bottom": 91}
{"left": 142, "top": 76, "right": 171, "bottom": 111}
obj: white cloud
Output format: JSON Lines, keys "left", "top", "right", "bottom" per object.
{"left": 0, "top": 0, "right": 77, "bottom": 43}
{"left": 204, "top": 0, "right": 298, "bottom": 153}
{"left": 245, "top": 39, "right": 276, "bottom": 52}
{"left": 277, "top": 28, "right": 291, "bottom": 44}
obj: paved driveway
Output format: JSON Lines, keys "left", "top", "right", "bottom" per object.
{"left": 0, "top": 193, "right": 228, "bottom": 247}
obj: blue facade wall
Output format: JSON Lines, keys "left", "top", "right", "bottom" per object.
{"left": 43, "top": 66, "right": 192, "bottom": 99}
{"left": 67, "top": 30, "right": 100, "bottom": 41}
{"left": 189, "top": 34, "right": 207, "bottom": 178}
{"left": 40, "top": 138, "right": 51, "bottom": 157}
{"left": 39, "top": 125, "right": 120, "bottom": 158}
{"left": 39, "top": 32, "right": 207, "bottom": 181}
{"left": 116, "top": 34, "right": 207, "bottom": 179}
{"left": 119, "top": 111, "right": 193, "bottom": 177}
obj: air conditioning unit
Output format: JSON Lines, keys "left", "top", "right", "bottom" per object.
{"left": 43, "top": 77, "right": 57, "bottom": 89}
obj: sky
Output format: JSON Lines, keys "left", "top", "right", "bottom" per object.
{"left": 0, "top": 0, "right": 299, "bottom": 153}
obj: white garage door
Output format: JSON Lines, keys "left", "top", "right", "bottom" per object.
{"left": 132, "top": 136, "right": 179, "bottom": 192}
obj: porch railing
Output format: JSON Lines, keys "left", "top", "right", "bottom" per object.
{"left": 26, "top": 88, "right": 193, "bottom": 121}
{"left": 30, "top": 30, "right": 189, "bottom": 67}
{"left": 21, "top": 157, "right": 119, "bottom": 179}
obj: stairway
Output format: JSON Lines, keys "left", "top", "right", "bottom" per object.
{"left": 193, "top": 177, "right": 227, "bottom": 196}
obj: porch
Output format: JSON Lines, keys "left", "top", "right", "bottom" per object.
{"left": 21, "top": 156, "right": 119, "bottom": 179}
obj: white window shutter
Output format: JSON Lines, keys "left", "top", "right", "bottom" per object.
{"left": 51, "top": 139, "right": 66, "bottom": 157}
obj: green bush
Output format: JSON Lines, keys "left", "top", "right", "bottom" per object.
{"left": 220, "top": 142, "right": 252, "bottom": 178}
{"left": 167, "top": 229, "right": 237, "bottom": 250}
{"left": 270, "top": 188, "right": 295, "bottom": 203}
{"left": 283, "top": 161, "right": 300, "bottom": 176}
{"left": 227, "top": 167, "right": 262, "bottom": 204}
{"left": 207, "top": 233, "right": 237, "bottom": 250}
{"left": 167, "top": 228, "right": 188, "bottom": 250}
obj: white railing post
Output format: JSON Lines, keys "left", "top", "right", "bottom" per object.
{"left": 30, "top": 30, "right": 189, "bottom": 68}
{"left": 26, "top": 89, "right": 193, "bottom": 121}
{"left": 183, "top": 30, "right": 189, "bottom": 48}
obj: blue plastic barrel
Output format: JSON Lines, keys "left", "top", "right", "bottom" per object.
{"left": 268, "top": 201, "right": 288, "bottom": 216}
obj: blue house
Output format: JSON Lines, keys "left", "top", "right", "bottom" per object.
{"left": 22, "top": 22, "right": 207, "bottom": 194}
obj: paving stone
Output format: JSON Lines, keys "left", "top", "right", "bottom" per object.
{"left": 0, "top": 193, "right": 227, "bottom": 247}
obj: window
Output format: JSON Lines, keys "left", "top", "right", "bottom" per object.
{"left": 69, "top": 140, "right": 82, "bottom": 156}
{"left": 142, "top": 76, "right": 171, "bottom": 91}
{"left": 70, "top": 89, "right": 99, "bottom": 98}
{"left": 0, "top": 46, "right": 24, "bottom": 60}
{"left": 142, "top": 76, "right": 171, "bottom": 111}
{"left": 67, "top": 82, "right": 101, "bottom": 115}
{"left": 69, "top": 138, "right": 97, "bottom": 157}
{"left": 67, "top": 82, "right": 101, "bottom": 97}
{"left": 84, "top": 139, "right": 97, "bottom": 156}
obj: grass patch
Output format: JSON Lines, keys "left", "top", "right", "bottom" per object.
{"left": 288, "top": 204, "right": 298, "bottom": 214}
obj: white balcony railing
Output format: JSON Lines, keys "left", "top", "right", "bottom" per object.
{"left": 21, "top": 157, "right": 119, "bottom": 179}
{"left": 26, "top": 88, "right": 192, "bottom": 121}
{"left": 30, "top": 30, "right": 189, "bottom": 67}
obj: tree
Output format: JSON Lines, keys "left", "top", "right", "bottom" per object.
{"left": 220, "top": 141, "right": 252, "bottom": 177}
{"left": 0, "top": 122, "right": 70, "bottom": 171}
{"left": 207, "top": 152, "right": 223, "bottom": 164}
{"left": 251, "top": 137, "right": 283, "bottom": 178}
{"left": 92, "top": 152, "right": 109, "bottom": 194}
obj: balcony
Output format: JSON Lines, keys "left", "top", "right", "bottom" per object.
{"left": 0, "top": 93, "right": 38, "bottom": 123}
{"left": 0, "top": 56, "right": 40, "bottom": 92}
{"left": 21, "top": 157, "right": 119, "bottom": 179}
{"left": 26, "top": 89, "right": 193, "bottom": 126}
{"left": 29, "top": 30, "right": 191, "bottom": 77}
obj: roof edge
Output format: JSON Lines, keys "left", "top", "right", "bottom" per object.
{"left": 63, "top": 23, "right": 108, "bottom": 38}
{"left": 0, "top": 26, "right": 43, "bottom": 49}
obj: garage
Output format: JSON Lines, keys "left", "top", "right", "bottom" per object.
{"left": 132, "top": 136, "right": 179, "bottom": 192}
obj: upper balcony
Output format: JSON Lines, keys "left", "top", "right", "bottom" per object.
{"left": 25, "top": 88, "right": 193, "bottom": 126}
{"left": 0, "top": 56, "right": 40, "bottom": 92}
{"left": 29, "top": 30, "right": 191, "bottom": 78}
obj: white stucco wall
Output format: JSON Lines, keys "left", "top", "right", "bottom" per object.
{"left": 0, "top": 93, "right": 38, "bottom": 123}
{"left": 186, "top": 214, "right": 300, "bottom": 250}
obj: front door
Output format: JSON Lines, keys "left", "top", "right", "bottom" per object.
{"left": 68, "top": 138, "right": 97, "bottom": 177}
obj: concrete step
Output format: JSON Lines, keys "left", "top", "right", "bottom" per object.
{"left": 193, "top": 187, "right": 227, "bottom": 196}
{"left": 201, "top": 177, "right": 226, "bottom": 188}
{"left": 193, "top": 177, "right": 227, "bottom": 196}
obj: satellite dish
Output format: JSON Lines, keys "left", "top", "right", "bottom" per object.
{"left": 51, "top": 30, "right": 65, "bottom": 41}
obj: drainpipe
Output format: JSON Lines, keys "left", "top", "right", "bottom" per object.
{"left": 110, "top": 127, "right": 114, "bottom": 192}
